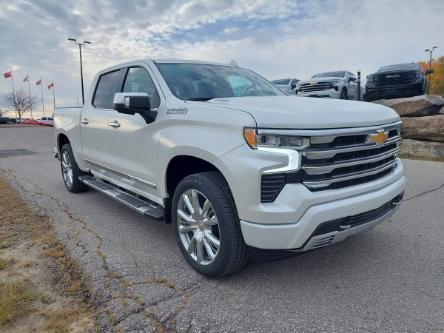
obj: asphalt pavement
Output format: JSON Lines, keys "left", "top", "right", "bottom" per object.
{"left": 0, "top": 126, "right": 443, "bottom": 333}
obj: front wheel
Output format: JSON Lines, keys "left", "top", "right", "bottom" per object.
{"left": 172, "top": 172, "right": 249, "bottom": 277}
{"left": 340, "top": 88, "right": 348, "bottom": 100}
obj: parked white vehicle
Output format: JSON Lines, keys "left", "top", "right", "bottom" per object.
{"left": 38, "top": 116, "right": 54, "bottom": 126}
{"left": 54, "top": 59, "right": 405, "bottom": 277}
{"left": 297, "top": 71, "right": 359, "bottom": 100}
{"left": 271, "top": 78, "right": 299, "bottom": 95}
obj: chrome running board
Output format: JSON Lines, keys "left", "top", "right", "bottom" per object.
{"left": 79, "top": 175, "right": 164, "bottom": 220}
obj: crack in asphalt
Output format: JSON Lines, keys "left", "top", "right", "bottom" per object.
{"left": 404, "top": 182, "right": 444, "bottom": 202}
{"left": 0, "top": 168, "right": 199, "bottom": 332}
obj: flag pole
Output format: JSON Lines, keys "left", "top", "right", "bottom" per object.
{"left": 40, "top": 78, "right": 45, "bottom": 117}
{"left": 27, "top": 74, "right": 33, "bottom": 119}
{"left": 52, "top": 83, "right": 56, "bottom": 109}
{"left": 11, "top": 68, "right": 17, "bottom": 119}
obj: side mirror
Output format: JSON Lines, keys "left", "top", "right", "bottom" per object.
{"left": 113, "top": 93, "right": 157, "bottom": 123}
{"left": 348, "top": 77, "right": 356, "bottom": 82}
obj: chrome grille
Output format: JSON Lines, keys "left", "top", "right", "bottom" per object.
{"left": 300, "top": 122, "right": 401, "bottom": 191}
{"left": 300, "top": 81, "right": 333, "bottom": 92}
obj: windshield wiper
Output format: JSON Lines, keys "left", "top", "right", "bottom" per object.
{"left": 184, "top": 97, "right": 215, "bottom": 101}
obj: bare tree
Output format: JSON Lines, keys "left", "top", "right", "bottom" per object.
{"left": 3, "top": 89, "right": 38, "bottom": 120}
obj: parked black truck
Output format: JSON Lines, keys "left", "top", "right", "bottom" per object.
{"left": 365, "top": 63, "right": 426, "bottom": 101}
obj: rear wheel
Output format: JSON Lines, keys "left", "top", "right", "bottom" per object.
{"left": 172, "top": 172, "right": 249, "bottom": 277}
{"left": 60, "top": 143, "right": 88, "bottom": 193}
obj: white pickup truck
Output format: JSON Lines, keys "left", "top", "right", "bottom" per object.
{"left": 297, "top": 71, "right": 360, "bottom": 100}
{"left": 54, "top": 59, "right": 406, "bottom": 277}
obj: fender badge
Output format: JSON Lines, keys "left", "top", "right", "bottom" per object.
{"left": 167, "top": 107, "right": 188, "bottom": 115}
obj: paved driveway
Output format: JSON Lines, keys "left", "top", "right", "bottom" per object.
{"left": 0, "top": 126, "right": 443, "bottom": 332}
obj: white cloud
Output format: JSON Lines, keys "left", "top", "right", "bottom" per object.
{"left": 0, "top": 0, "right": 443, "bottom": 117}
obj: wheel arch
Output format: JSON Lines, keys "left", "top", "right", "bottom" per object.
{"left": 163, "top": 154, "right": 233, "bottom": 223}
{"left": 57, "top": 133, "right": 70, "bottom": 155}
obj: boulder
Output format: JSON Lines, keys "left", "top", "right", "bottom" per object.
{"left": 374, "top": 95, "right": 444, "bottom": 117}
{"left": 401, "top": 115, "right": 444, "bottom": 142}
{"left": 400, "top": 139, "right": 444, "bottom": 160}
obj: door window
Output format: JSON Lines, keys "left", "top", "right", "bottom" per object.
{"left": 93, "top": 70, "right": 122, "bottom": 109}
{"left": 123, "top": 67, "right": 160, "bottom": 108}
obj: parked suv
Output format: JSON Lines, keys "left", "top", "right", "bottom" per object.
{"left": 365, "top": 63, "right": 426, "bottom": 101}
{"left": 297, "top": 71, "right": 359, "bottom": 100}
{"left": 272, "top": 78, "right": 300, "bottom": 95}
{"left": 54, "top": 59, "right": 405, "bottom": 277}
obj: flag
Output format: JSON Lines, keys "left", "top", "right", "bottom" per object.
{"left": 23, "top": 75, "right": 29, "bottom": 82}
{"left": 3, "top": 71, "right": 12, "bottom": 79}
{"left": 48, "top": 82, "right": 54, "bottom": 90}
{"left": 36, "top": 79, "right": 41, "bottom": 85}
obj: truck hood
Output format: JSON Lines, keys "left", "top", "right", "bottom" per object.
{"left": 207, "top": 96, "right": 400, "bottom": 129}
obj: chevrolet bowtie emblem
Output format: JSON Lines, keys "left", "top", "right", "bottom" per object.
{"left": 369, "top": 131, "right": 389, "bottom": 145}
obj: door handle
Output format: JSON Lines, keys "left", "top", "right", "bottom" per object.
{"left": 81, "top": 118, "right": 89, "bottom": 125}
{"left": 109, "top": 120, "right": 120, "bottom": 128}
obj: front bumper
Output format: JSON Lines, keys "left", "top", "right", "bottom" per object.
{"left": 298, "top": 89, "right": 340, "bottom": 99}
{"left": 365, "top": 82, "right": 424, "bottom": 101}
{"left": 240, "top": 172, "right": 406, "bottom": 250}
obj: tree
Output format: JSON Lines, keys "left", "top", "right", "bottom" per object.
{"left": 419, "top": 56, "right": 444, "bottom": 96}
{"left": 3, "top": 89, "right": 38, "bottom": 120}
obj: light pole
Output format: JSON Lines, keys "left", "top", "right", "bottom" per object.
{"left": 68, "top": 38, "right": 92, "bottom": 105}
{"left": 424, "top": 46, "right": 438, "bottom": 94}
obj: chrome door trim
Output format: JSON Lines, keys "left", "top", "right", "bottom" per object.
{"left": 84, "top": 159, "right": 157, "bottom": 189}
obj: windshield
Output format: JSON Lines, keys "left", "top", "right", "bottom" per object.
{"left": 155, "top": 63, "right": 284, "bottom": 101}
{"left": 272, "top": 79, "right": 290, "bottom": 85}
{"left": 311, "top": 71, "right": 345, "bottom": 78}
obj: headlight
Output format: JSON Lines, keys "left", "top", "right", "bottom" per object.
{"left": 243, "top": 128, "right": 309, "bottom": 150}
{"left": 367, "top": 75, "right": 374, "bottom": 83}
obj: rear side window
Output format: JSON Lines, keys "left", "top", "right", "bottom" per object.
{"left": 93, "top": 70, "right": 122, "bottom": 109}
{"left": 122, "top": 67, "right": 160, "bottom": 108}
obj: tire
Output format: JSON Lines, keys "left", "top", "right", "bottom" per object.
{"left": 172, "top": 172, "right": 249, "bottom": 277}
{"left": 340, "top": 88, "right": 348, "bottom": 100}
{"left": 60, "top": 143, "right": 88, "bottom": 193}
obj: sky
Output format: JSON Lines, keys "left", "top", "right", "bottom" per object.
{"left": 0, "top": 0, "right": 443, "bottom": 117}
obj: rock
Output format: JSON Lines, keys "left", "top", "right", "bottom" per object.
{"left": 401, "top": 115, "right": 444, "bottom": 142}
{"left": 374, "top": 95, "right": 444, "bottom": 117}
{"left": 400, "top": 139, "right": 444, "bottom": 160}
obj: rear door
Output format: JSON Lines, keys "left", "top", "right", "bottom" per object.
{"left": 80, "top": 68, "right": 124, "bottom": 168}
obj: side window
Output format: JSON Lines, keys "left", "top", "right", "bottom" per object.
{"left": 228, "top": 75, "right": 253, "bottom": 97}
{"left": 123, "top": 67, "right": 160, "bottom": 109}
{"left": 93, "top": 70, "right": 122, "bottom": 109}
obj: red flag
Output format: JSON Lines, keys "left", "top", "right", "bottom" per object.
{"left": 23, "top": 75, "right": 29, "bottom": 82}
{"left": 36, "top": 79, "right": 41, "bottom": 85}
{"left": 48, "top": 82, "right": 54, "bottom": 89}
{"left": 3, "top": 71, "right": 12, "bottom": 79}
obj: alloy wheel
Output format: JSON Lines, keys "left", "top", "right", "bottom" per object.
{"left": 177, "top": 189, "right": 221, "bottom": 265}
{"left": 61, "top": 150, "right": 73, "bottom": 187}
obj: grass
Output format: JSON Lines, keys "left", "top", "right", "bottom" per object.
{"left": 0, "top": 175, "right": 97, "bottom": 331}
{"left": 0, "top": 280, "right": 38, "bottom": 325}
{"left": 0, "top": 258, "right": 13, "bottom": 270}
{"left": 0, "top": 240, "right": 14, "bottom": 250}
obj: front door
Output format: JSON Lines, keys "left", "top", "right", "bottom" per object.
{"left": 103, "top": 64, "right": 164, "bottom": 202}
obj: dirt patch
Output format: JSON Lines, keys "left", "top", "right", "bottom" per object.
{"left": 0, "top": 176, "right": 97, "bottom": 332}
